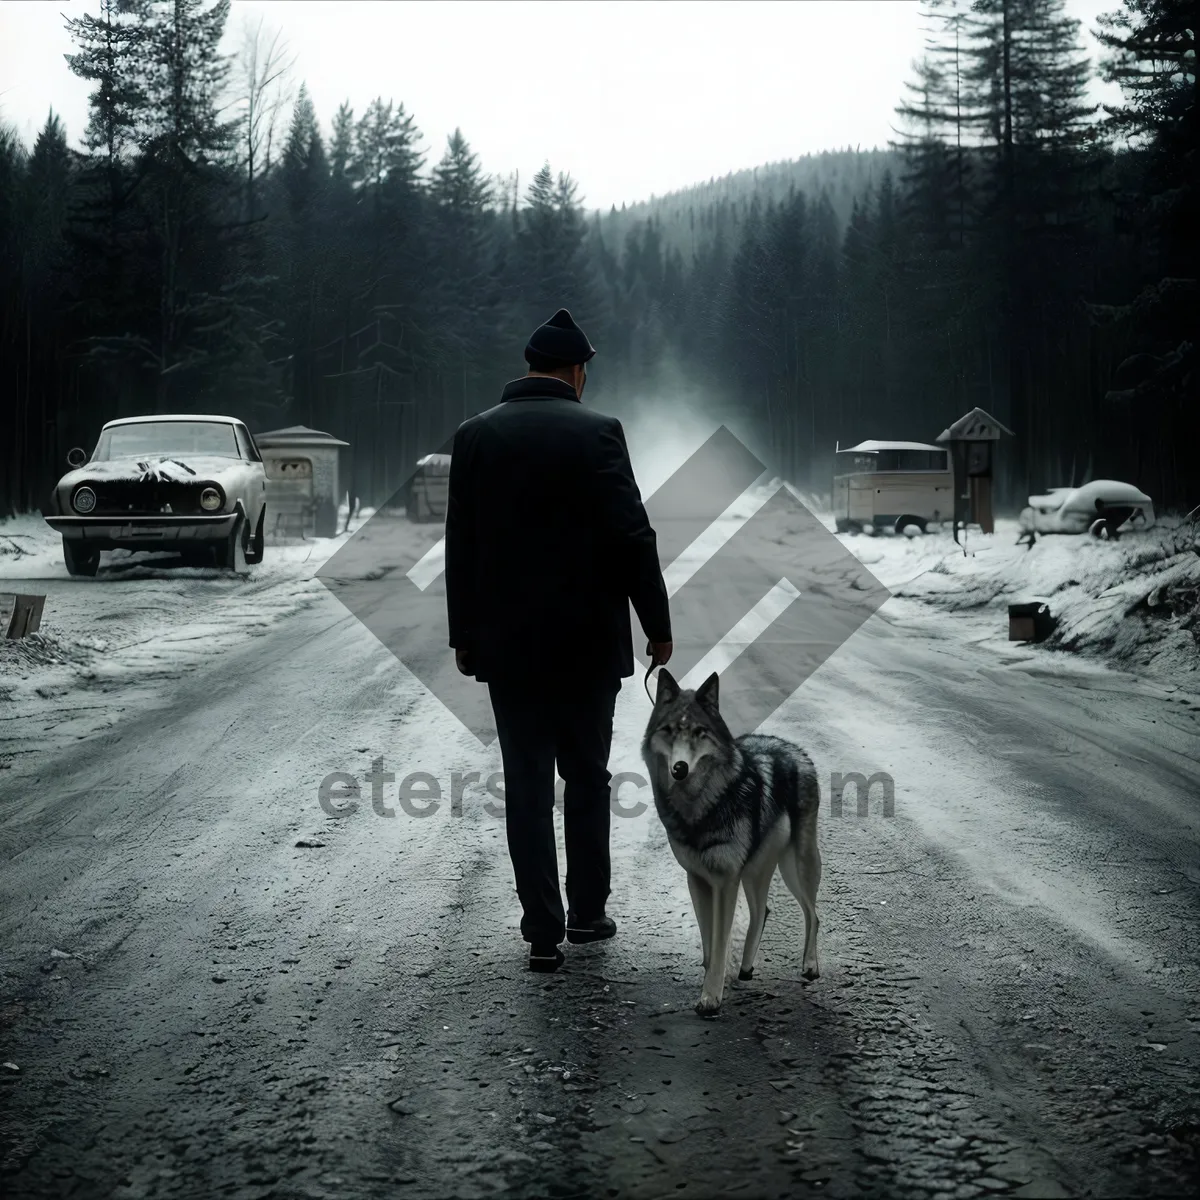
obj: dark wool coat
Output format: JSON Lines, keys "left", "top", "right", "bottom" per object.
{"left": 445, "top": 376, "right": 671, "bottom": 685}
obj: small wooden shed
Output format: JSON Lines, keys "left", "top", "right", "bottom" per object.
{"left": 254, "top": 425, "right": 349, "bottom": 538}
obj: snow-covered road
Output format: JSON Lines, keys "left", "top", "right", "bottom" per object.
{"left": 1, "top": 509, "right": 1197, "bottom": 1198}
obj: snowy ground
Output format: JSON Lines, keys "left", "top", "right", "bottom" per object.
{"left": 836, "top": 512, "right": 1200, "bottom": 684}
{"left": 1, "top": 498, "right": 1198, "bottom": 1197}
{"left": 685, "top": 480, "right": 1199, "bottom": 690}
{"left": 0, "top": 511, "right": 380, "bottom": 776}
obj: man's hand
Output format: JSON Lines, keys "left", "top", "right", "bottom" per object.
{"left": 646, "top": 640, "right": 673, "bottom": 667}
{"left": 455, "top": 648, "right": 473, "bottom": 676}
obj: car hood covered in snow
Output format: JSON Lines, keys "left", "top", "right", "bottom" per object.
{"left": 59, "top": 455, "right": 250, "bottom": 489}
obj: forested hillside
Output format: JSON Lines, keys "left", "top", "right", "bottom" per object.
{"left": 595, "top": 149, "right": 900, "bottom": 262}
{"left": 0, "top": 0, "right": 1194, "bottom": 516}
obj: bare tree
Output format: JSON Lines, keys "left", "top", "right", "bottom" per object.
{"left": 236, "top": 14, "right": 293, "bottom": 220}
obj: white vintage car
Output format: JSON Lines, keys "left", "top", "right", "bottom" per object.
{"left": 1019, "top": 479, "right": 1155, "bottom": 538}
{"left": 44, "top": 415, "right": 268, "bottom": 576}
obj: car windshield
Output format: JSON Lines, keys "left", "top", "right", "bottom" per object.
{"left": 96, "top": 421, "right": 241, "bottom": 460}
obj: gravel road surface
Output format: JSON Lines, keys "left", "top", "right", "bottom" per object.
{"left": 1, "top": 514, "right": 1197, "bottom": 1199}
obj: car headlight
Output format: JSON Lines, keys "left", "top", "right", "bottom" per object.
{"left": 73, "top": 486, "right": 97, "bottom": 514}
{"left": 200, "top": 487, "right": 223, "bottom": 512}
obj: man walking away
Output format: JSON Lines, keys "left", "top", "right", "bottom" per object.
{"left": 445, "top": 309, "right": 672, "bottom": 973}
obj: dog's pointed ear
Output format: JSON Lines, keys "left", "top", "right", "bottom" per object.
{"left": 655, "top": 667, "right": 680, "bottom": 705}
{"left": 696, "top": 671, "right": 720, "bottom": 710}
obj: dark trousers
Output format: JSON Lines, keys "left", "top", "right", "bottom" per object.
{"left": 488, "top": 679, "right": 619, "bottom": 945}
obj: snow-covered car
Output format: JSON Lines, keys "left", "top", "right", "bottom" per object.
{"left": 44, "top": 415, "right": 268, "bottom": 576}
{"left": 1019, "top": 479, "right": 1154, "bottom": 538}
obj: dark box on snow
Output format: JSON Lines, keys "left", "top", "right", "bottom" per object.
{"left": 1008, "top": 601, "right": 1054, "bottom": 643}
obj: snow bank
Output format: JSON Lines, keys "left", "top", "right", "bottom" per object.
{"left": 0, "top": 507, "right": 373, "bottom": 777}
{"left": 0, "top": 515, "right": 61, "bottom": 578}
{"left": 839, "top": 517, "right": 1200, "bottom": 680}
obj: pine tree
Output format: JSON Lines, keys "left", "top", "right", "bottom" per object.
{"left": 135, "top": 0, "right": 264, "bottom": 407}
{"left": 720, "top": 200, "right": 775, "bottom": 432}
{"left": 64, "top": 0, "right": 148, "bottom": 169}
{"left": 351, "top": 98, "right": 424, "bottom": 213}
{"left": 323, "top": 100, "right": 357, "bottom": 325}
{"left": 282, "top": 84, "right": 327, "bottom": 214}
{"left": 839, "top": 193, "right": 875, "bottom": 436}
{"left": 1096, "top": 0, "right": 1197, "bottom": 313}
{"left": 519, "top": 161, "right": 557, "bottom": 293}
{"left": 9, "top": 114, "right": 74, "bottom": 513}
{"left": 552, "top": 171, "right": 603, "bottom": 344}
{"left": 959, "top": 0, "right": 1099, "bottom": 492}
{"left": 63, "top": 0, "right": 149, "bottom": 341}
{"left": 895, "top": 3, "right": 973, "bottom": 249}
{"left": 24, "top": 114, "right": 73, "bottom": 309}
{"left": 617, "top": 219, "right": 667, "bottom": 382}
{"left": 0, "top": 123, "right": 26, "bottom": 516}
{"left": 348, "top": 96, "right": 426, "bottom": 354}
{"left": 868, "top": 171, "right": 903, "bottom": 391}
{"left": 1089, "top": 0, "right": 1198, "bottom": 503}
{"left": 428, "top": 130, "right": 493, "bottom": 329}
{"left": 895, "top": 53, "right": 954, "bottom": 221}
{"left": 517, "top": 163, "right": 593, "bottom": 326}
{"left": 677, "top": 222, "right": 731, "bottom": 375}
{"left": 428, "top": 129, "right": 495, "bottom": 422}
{"left": 893, "top": 11, "right": 983, "bottom": 428}
{"left": 139, "top": 0, "right": 238, "bottom": 164}
{"left": 331, "top": 95, "right": 429, "bottom": 481}
{"left": 329, "top": 101, "right": 354, "bottom": 182}
{"left": 277, "top": 85, "right": 330, "bottom": 425}
{"left": 430, "top": 128, "right": 491, "bottom": 213}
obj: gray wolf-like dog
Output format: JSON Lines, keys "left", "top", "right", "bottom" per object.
{"left": 642, "top": 668, "right": 821, "bottom": 1015}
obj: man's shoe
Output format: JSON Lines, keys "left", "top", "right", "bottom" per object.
{"left": 566, "top": 914, "right": 617, "bottom": 945}
{"left": 529, "top": 943, "right": 565, "bottom": 973}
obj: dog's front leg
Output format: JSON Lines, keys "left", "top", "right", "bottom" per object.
{"left": 696, "top": 880, "right": 739, "bottom": 1016}
{"left": 687, "top": 872, "right": 713, "bottom": 968}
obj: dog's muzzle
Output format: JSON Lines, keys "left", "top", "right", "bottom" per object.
{"left": 671, "top": 761, "right": 689, "bottom": 781}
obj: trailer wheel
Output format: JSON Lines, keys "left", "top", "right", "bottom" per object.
{"left": 895, "top": 515, "right": 928, "bottom": 536}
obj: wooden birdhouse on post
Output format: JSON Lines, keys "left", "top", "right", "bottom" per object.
{"left": 936, "top": 407, "right": 1013, "bottom": 546}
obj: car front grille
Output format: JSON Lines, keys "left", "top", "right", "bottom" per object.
{"left": 79, "top": 481, "right": 218, "bottom": 516}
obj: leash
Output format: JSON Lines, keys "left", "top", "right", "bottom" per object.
{"left": 643, "top": 658, "right": 659, "bottom": 704}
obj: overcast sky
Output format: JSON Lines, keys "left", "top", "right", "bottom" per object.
{"left": 1, "top": 0, "right": 1122, "bottom": 212}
